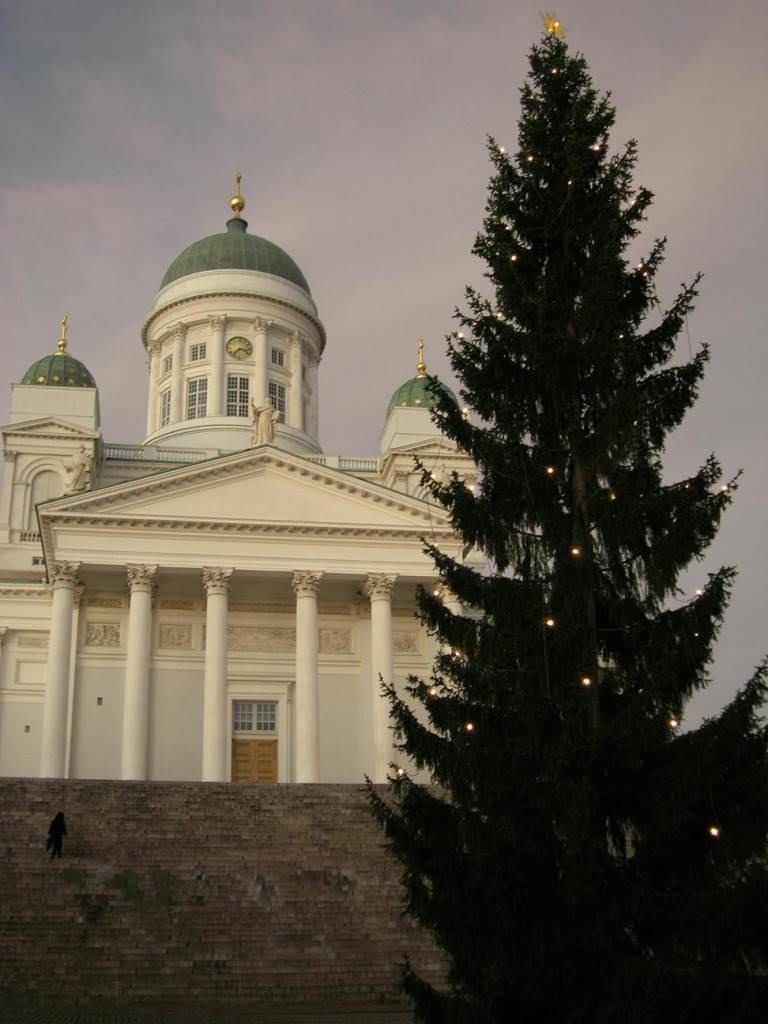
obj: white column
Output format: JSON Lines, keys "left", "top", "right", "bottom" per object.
{"left": 364, "top": 573, "right": 397, "bottom": 782}
{"left": 40, "top": 562, "right": 80, "bottom": 778}
{"left": 170, "top": 323, "right": 186, "bottom": 423}
{"left": 208, "top": 315, "right": 226, "bottom": 417}
{"left": 309, "top": 353, "right": 320, "bottom": 440}
{"left": 289, "top": 331, "right": 303, "bottom": 430}
{"left": 0, "top": 451, "right": 16, "bottom": 542}
{"left": 121, "top": 564, "right": 157, "bottom": 780}
{"left": 291, "top": 570, "right": 322, "bottom": 782}
{"left": 202, "top": 567, "right": 233, "bottom": 782}
{"left": 145, "top": 342, "right": 160, "bottom": 436}
{"left": 253, "top": 318, "right": 269, "bottom": 405}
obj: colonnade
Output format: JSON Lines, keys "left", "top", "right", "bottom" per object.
{"left": 38, "top": 562, "right": 403, "bottom": 784}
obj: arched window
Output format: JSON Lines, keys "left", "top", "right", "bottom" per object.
{"left": 27, "top": 471, "right": 62, "bottom": 531}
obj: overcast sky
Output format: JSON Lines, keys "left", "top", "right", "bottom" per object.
{"left": 1, "top": 0, "right": 766, "bottom": 724}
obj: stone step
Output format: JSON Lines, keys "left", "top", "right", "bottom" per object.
{"left": 0, "top": 780, "right": 442, "bottom": 1019}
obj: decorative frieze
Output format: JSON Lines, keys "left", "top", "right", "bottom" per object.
{"left": 85, "top": 622, "right": 121, "bottom": 648}
{"left": 17, "top": 633, "right": 48, "bottom": 649}
{"left": 319, "top": 628, "right": 352, "bottom": 654}
{"left": 158, "top": 624, "right": 193, "bottom": 650}
{"left": 231, "top": 625, "right": 296, "bottom": 652}
{"left": 319, "top": 603, "right": 351, "bottom": 616}
{"left": 393, "top": 631, "right": 419, "bottom": 655}
{"left": 230, "top": 602, "right": 293, "bottom": 614}
{"left": 87, "top": 597, "right": 124, "bottom": 609}
{"left": 159, "top": 599, "right": 196, "bottom": 610}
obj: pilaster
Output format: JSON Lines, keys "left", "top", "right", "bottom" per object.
{"left": 209, "top": 315, "right": 227, "bottom": 417}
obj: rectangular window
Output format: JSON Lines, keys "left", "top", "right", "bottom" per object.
{"left": 186, "top": 377, "right": 208, "bottom": 419}
{"left": 233, "top": 701, "right": 277, "bottom": 733}
{"left": 161, "top": 354, "right": 173, "bottom": 376}
{"left": 226, "top": 375, "right": 250, "bottom": 417}
{"left": 233, "top": 701, "right": 253, "bottom": 733}
{"left": 160, "top": 388, "right": 171, "bottom": 427}
{"left": 268, "top": 381, "right": 286, "bottom": 423}
{"left": 190, "top": 343, "right": 207, "bottom": 362}
{"left": 271, "top": 347, "right": 285, "bottom": 367}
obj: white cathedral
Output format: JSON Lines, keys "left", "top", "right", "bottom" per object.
{"left": 0, "top": 180, "right": 478, "bottom": 785}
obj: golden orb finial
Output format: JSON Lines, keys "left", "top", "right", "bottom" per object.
{"left": 229, "top": 171, "right": 246, "bottom": 217}
{"left": 416, "top": 339, "right": 427, "bottom": 378}
{"left": 57, "top": 315, "right": 68, "bottom": 355}
{"left": 543, "top": 12, "right": 564, "bottom": 37}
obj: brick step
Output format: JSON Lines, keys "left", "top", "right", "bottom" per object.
{"left": 0, "top": 780, "right": 441, "bottom": 1018}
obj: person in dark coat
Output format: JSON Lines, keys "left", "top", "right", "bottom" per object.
{"left": 46, "top": 811, "right": 66, "bottom": 860}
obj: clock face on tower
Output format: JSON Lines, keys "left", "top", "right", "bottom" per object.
{"left": 226, "top": 336, "right": 253, "bottom": 360}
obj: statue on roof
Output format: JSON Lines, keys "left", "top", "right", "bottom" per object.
{"left": 251, "top": 398, "right": 280, "bottom": 446}
{"left": 64, "top": 444, "right": 92, "bottom": 494}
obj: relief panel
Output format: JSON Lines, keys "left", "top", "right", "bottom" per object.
{"left": 85, "top": 622, "right": 121, "bottom": 648}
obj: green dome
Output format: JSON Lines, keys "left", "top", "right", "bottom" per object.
{"left": 387, "top": 374, "right": 457, "bottom": 418}
{"left": 21, "top": 352, "right": 96, "bottom": 388}
{"left": 160, "top": 217, "right": 311, "bottom": 293}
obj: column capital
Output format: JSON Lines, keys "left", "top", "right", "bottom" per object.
{"left": 203, "top": 567, "right": 233, "bottom": 595}
{"left": 288, "top": 329, "right": 304, "bottom": 349}
{"left": 126, "top": 564, "right": 158, "bottom": 593}
{"left": 0, "top": 626, "right": 7, "bottom": 651}
{"left": 48, "top": 561, "right": 81, "bottom": 588}
{"left": 169, "top": 321, "right": 187, "bottom": 342}
{"left": 253, "top": 317, "right": 272, "bottom": 333}
{"left": 364, "top": 573, "right": 397, "bottom": 600}
{"left": 291, "top": 570, "right": 323, "bottom": 597}
{"left": 208, "top": 315, "right": 227, "bottom": 331}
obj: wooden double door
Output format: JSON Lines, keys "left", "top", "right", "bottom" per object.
{"left": 231, "top": 738, "right": 278, "bottom": 783}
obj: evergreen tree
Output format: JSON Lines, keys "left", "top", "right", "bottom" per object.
{"left": 369, "top": 25, "right": 768, "bottom": 1024}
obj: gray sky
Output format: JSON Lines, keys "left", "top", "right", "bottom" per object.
{"left": 1, "top": 0, "right": 767, "bottom": 724}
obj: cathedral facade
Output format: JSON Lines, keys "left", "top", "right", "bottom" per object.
{"left": 0, "top": 183, "right": 477, "bottom": 784}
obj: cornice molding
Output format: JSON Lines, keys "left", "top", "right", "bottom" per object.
{"left": 142, "top": 290, "right": 326, "bottom": 354}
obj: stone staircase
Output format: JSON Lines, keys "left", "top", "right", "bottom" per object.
{"left": 0, "top": 780, "right": 444, "bottom": 1022}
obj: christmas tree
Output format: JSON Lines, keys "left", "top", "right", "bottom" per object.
{"left": 370, "top": 21, "right": 768, "bottom": 1024}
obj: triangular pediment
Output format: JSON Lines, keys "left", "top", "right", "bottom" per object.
{"left": 40, "top": 446, "right": 450, "bottom": 534}
{"left": 1, "top": 416, "right": 99, "bottom": 441}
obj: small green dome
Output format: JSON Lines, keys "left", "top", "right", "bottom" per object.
{"left": 21, "top": 352, "right": 96, "bottom": 388}
{"left": 387, "top": 374, "right": 457, "bottom": 419}
{"left": 160, "top": 217, "right": 311, "bottom": 293}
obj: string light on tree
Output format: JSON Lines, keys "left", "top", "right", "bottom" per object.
{"left": 465, "top": 722, "right": 475, "bottom": 733}
{"left": 571, "top": 546, "right": 582, "bottom": 557}
{"left": 543, "top": 13, "right": 564, "bottom": 37}
{"left": 546, "top": 465, "right": 556, "bottom": 476}
{"left": 545, "top": 617, "right": 556, "bottom": 629}
{"left": 708, "top": 825, "right": 721, "bottom": 839}
{"left": 581, "top": 676, "right": 592, "bottom": 688}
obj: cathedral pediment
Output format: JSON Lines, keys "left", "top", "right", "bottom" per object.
{"left": 2, "top": 416, "right": 99, "bottom": 442}
{"left": 38, "top": 446, "right": 450, "bottom": 539}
